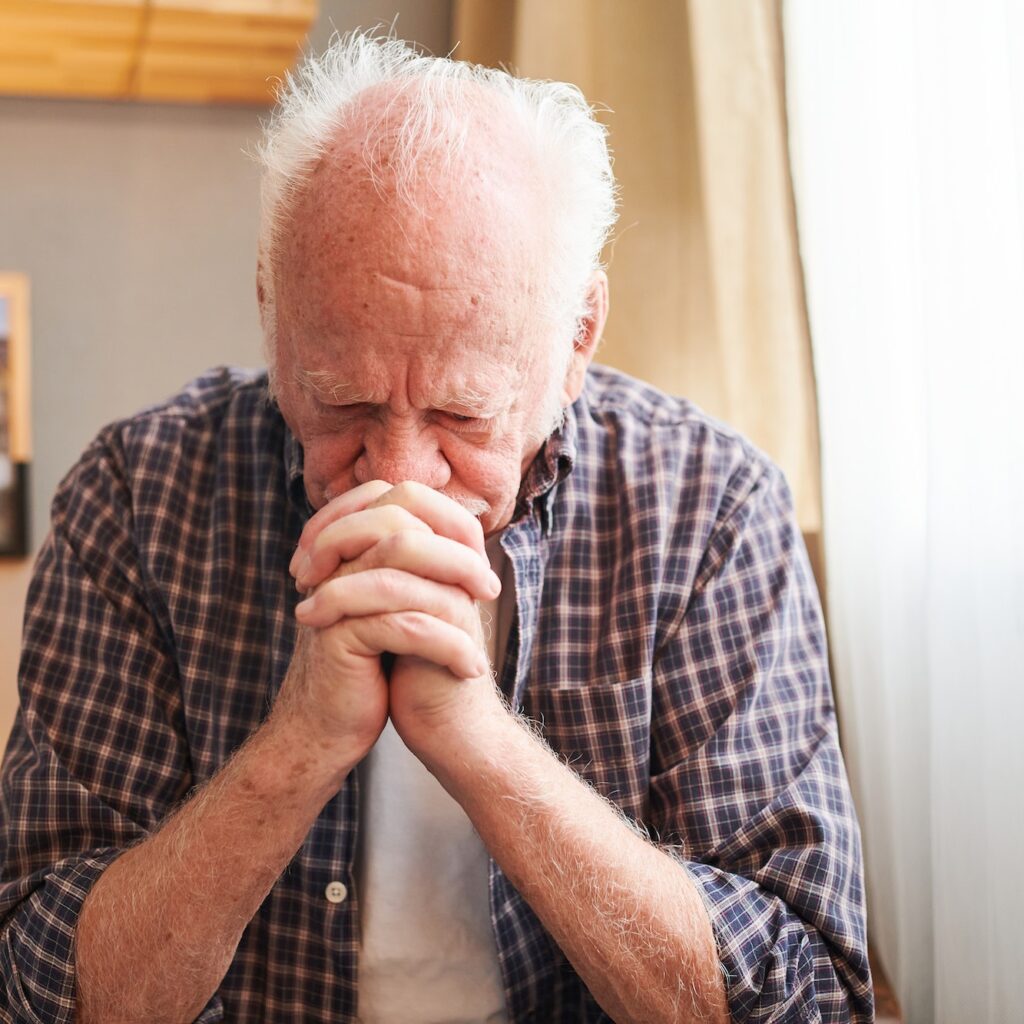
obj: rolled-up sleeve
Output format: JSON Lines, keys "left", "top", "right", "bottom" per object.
{"left": 652, "top": 462, "right": 872, "bottom": 1023}
{"left": 0, "top": 437, "right": 210, "bottom": 1023}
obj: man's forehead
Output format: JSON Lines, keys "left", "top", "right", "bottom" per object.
{"left": 275, "top": 170, "right": 543, "bottom": 357}
{"left": 273, "top": 82, "right": 557, "bottom": 413}
{"left": 284, "top": 169, "right": 537, "bottom": 279}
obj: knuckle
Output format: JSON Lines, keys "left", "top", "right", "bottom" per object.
{"left": 379, "top": 482, "right": 412, "bottom": 510}
{"left": 393, "top": 610, "right": 429, "bottom": 640}
{"left": 352, "top": 613, "right": 386, "bottom": 643}
{"left": 312, "top": 578, "right": 346, "bottom": 613}
{"left": 441, "top": 581, "right": 470, "bottom": 614}
{"left": 372, "top": 567, "right": 403, "bottom": 600}
{"left": 394, "top": 480, "right": 424, "bottom": 501}
{"left": 316, "top": 576, "right": 344, "bottom": 600}
{"left": 388, "top": 527, "right": 425, "bottom": 560}
{"left": 381, "top": 504, "right": 414, "bottom": 532}
{"left": 364, "top": 479, "right": 391, "bottom": 497}
{"left": 379, "top": 529, "right": 406, "bottom": 561}
{"left": 395, "top": 527, "right": 424, "bottom": 554}
{"left": 316, "top": 520, "right": 345, "bottom": 556}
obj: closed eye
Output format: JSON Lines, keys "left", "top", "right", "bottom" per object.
{"left": 438, "top": 411, "right": 492, "bottom": 433}
{"left": 314, "top": 399, "right": 368, "bottom": 416}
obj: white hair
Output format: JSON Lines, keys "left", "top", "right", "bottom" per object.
{"left": 254, "top": 30, "right": 618, "bottom": 423}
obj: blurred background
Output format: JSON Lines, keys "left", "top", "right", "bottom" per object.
{"left": 1, "top": 2, "right": 1021, "bottom": 1022}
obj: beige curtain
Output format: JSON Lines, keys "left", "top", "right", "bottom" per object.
{"left": 452, "top": 0, "right": 822, "bottom": 543}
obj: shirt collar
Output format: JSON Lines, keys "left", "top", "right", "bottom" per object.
{"left": 514, "top": 396, "right": 580, "bottom": 534}
{"left": 278, "top": 393, "right": 582, "bottom": 533}
{"left": 282, "top": 421, "right": 313, "bottom": 520}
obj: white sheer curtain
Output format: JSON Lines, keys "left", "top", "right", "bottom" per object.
{"left": 783, "top": 3, "right": 1024, "bottom": 1023}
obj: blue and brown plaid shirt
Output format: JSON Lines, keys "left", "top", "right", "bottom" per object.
{"left": 0, "top": 364, "right": 872, "bottom": 1023}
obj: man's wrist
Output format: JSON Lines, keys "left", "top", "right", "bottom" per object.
{"left": 410, "top": 694, "right": 539, "bottom": 800}
{"left": 260, "top": 701, "right": 365, "bottom": 797}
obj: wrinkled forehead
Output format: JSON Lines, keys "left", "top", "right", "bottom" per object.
{"left": 272, "top": 87, "right": 554, "bottom": 372}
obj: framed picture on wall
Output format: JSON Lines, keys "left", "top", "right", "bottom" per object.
{"left": 0, "top": 274, "right": 31, "bottom": 558}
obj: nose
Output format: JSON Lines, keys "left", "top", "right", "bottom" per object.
{"left": 353, "top": 423, "right": 452, "bottom": 489}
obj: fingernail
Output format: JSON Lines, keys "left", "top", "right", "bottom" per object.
{"left": 295, "top": 596, "right": 314, "bottom": 619}
{"left": 488, "top": 570, "right": 501, "bottom": 596}
{"left": 475, "top": 656, "right": 490, "bottom": 677}
{"left": 296, "top": 554, "right": 311, "bottom": 581}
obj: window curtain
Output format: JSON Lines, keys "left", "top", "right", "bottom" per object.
{"left": 784, "top": 3, "right": 1024, "bottom": 1022}
{"left": 451, "top": 0, "right": 823, "bottom": 544}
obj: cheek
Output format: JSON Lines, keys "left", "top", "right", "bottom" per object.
{"left": 277, "top": 388, "right": 364, "bottom": 503}
{"left": 301, "top": 430, "right": 364, "bottom": 501}
{"left": 441, "top": 436, "right": 523, "bottom": 501}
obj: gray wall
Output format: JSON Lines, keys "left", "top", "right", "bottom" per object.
{"left": 1, "top": 99, "right": 266, "bottom": 544}
{"left": 0, "top": 0, "right": 451, "bottom": 742}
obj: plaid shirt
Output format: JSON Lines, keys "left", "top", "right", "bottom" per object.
{"left": 0, "top": 364, "right": 872, "bottom": 1023}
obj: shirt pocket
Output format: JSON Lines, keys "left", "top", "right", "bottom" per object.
{"left": 526, "top": 676, "right": 652, "bottom": 823}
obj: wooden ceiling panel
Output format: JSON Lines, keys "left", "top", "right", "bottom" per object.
{"left": 0, "top": 0, "right": 316, "bottom": 104}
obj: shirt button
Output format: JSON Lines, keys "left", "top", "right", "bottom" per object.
{"left": 324, "top": 881, "right": 348, "bottom": 904}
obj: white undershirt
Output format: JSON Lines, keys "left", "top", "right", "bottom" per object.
{"left": 356, "top": 533, "right": 514, "bottom": 1023}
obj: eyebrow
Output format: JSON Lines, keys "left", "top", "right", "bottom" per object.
{"left": 429, "top": 379, "right": 510, "bottom": 417}
{"left": 432, "top": 396, "right": 507, "bottom": 417}
{"left": 294, "top": 369, "right": 378, "bottom": 404}
{"left": 295, "top": 367, "right": 510, "bottom": 416}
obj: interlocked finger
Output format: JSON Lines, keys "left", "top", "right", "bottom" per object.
{"left": 295, "top": 569, "right": 482, "bottom": 634}
{"left": 365, "top": 481, "right": 486, "bottom": 558}
{"left": 353, "top": 531, "right": 500, "bottom": 602}
{"left": 293, "top": 505, "right": 432, "bottom": 592}
{"left": 339, "top": 611, "right": 488, "bottom": 681}
{"left": 290, "top": 480, "right": 394, "bottom": 576}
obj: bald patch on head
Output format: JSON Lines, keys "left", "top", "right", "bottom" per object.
{"left": 279, "top": 77, "right": 549, "bottom": 270}
{"left": 328, "top": 77, "right": 543, "bottom": 200}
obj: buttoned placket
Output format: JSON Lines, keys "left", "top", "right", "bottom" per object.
{"left": 278, "top": 427, "right": 362, "bottom": 1021}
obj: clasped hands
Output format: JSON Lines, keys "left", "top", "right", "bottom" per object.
{"left": 278, "top": 479, "right": 505, "bottom": 771}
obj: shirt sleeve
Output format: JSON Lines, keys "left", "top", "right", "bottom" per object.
{"left": 0, "top": 436, "right": 223, "bottom": 1024}
{"left": 650, "top": 460, "right": 873, "bottom": 1023}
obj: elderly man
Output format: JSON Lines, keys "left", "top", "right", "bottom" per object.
{"left": 0, "top": 33, "right": 871, "bottom": 1024}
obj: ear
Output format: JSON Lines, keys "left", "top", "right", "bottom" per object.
{"left": 256, "top": 259, "right": 269, "bottom": 328}
{"left": 560, "top": 271, "right": 609, "bottom": 406}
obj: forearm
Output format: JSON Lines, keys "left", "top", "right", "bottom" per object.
{"left": 74, "top": 709, "right": 352, "bottom": 1024}
{"left": 423, "top": 709, "right": 731, "bottom": 1024}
